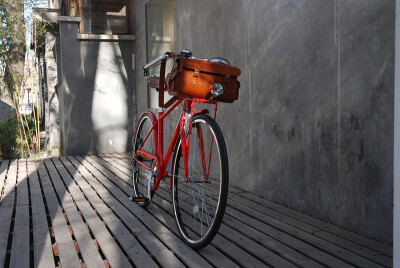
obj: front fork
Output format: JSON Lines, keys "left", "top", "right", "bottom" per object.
{"left": 180, "top": 100, "right": 193, "bottom": 182}
{"left": 179, "top": 99, "right": 215, "bottom": 183}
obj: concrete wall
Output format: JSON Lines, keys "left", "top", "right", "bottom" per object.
{"left": 0, "top": 101, "right": 14, "bottom": 121}
{"left": 44, "top": 30, "right": 61, "bottom": 156}
{"left": 394, "top": 0, "right": 399, "bottom": 264}
{"left": 57, "top": 17, "right": 136, "bottom": 155}
{"left": 134, "top": 0, "right": 395, "bottom": 243}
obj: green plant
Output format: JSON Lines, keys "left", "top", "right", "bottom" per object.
{"left": 1, "top": 0, "right": 48, "bottom": 158}
{"left": 0, "top": 113, "right": 18, "bottom": 158}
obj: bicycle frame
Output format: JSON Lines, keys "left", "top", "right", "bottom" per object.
{"left": 134, "top": 94, "right": 217, "bottom": 194}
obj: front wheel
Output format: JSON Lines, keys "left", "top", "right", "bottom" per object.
{"left": 171, "top": 114, "right": 229, "bottom": 249}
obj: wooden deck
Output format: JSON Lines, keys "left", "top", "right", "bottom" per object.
{"left": 0, "top": 153, "right": 393, "bottom": 267}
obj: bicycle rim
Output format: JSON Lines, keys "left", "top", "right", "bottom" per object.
{"left": 172, "top": 114, "right": 228, "bottom": 249}
{"left": 132, "top": 113, "right": 155, "bottom": 208}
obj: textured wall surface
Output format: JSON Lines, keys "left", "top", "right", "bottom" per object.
{"left": 44, "top": 31, "right": 60, "bottom": 156}
{"left": 394, "top": 0, "right": 400, "bottom": 263}
{"left": 57, "top": 19, "right": 136, "bottom": 155}
{"left": 0, "top": 101, "right": 14, "bottom": 121}
{"left": 134, "top": 0, "right": 395, "bottom": 242}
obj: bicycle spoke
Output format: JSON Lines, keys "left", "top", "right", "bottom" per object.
{"left": 172, "top": 114, "right": 228, "bottom": 248}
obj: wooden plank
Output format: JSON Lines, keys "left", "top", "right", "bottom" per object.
{"left": 90, "top": 155, "right": 303, "bottom": 267}
{"left": 0, "top": 160, "right": 9, "bottom": 203}
{"left": 53, "top": 157, "right": 157, "bottom": 268}
{"left": 108, "top": 153, "right": 378, "bottom": 265}
{"left": 197, "top": 177, "right": 389, "bottom": 267}
{"left": 154, "top": 186, "right": 297, "bottom": 268}
{"left": 103, "top": 154, "right": 132, "bottom": 171}
{"left": 236, "top": 190, "right": 393, "bottom": 257}
{"left": 156, "top": 181, "right": 324, "bottom": 268}
{"left": 222, "top": 189, "right": 392, "bottom": 266}
{"left": 122, "top": 148, "right": 394, "bottom": 260}
{"left": 43, "top": 159, "right": 106, "bottom": 268}
{"left": 191, "top": 179, "right": 379, "bottom": 266}
{"left": 147, "top": 203, "right": 241, "bottom": 268}
{"left": 65, "top": 155, "right": 180, "bottom": 268}
{"left": 88, "top": 155, "right": 260, "bottom": 268}
{"left": 71, "top": 155, "right": 212, "bottom": 268}
{"left": 94, "top": 155, "right": 245, "bottom": 268}
{"left": 97, "top": 155, "right": 131, "bottom": 177}
{"left": 0, "top": 160, "right": 17, "bottom": 267}
{"left": 98, "top": 155, "right": 335, "bottom": 267}
{"left": 27, "top": 160, "right": 55, "bottom": 268}
{"left": 64, "top": 156, "right": 190, "bottom": 268}
{"left": 129, "top": 156, "right": 350, "bottom": 267}
{"left": 96, "top": 155, "right": 317, "bottom": 267}
{"left": 10, "top": 160, "right": 30, "bottom": 268}
{"left": 36, "top": 161, "right": 82, "bottom": 268}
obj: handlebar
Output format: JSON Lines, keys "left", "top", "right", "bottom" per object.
{"left": 143, "top": 50, "right": 230, "bottom": 76}
{"left": 143, "top": 53, "right": 171, "bottom": 74}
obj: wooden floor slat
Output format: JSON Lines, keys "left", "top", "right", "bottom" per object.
{"left": 93, "top": 155, "right": 242, "bottom": 268}
{"left": 236, "top": 190, "right": 394, "bottom": 257}
{"left": 28, "top": 160, "right": 55, "bottom": 268}
{"left": 95, "top": 154, "right": 316, "bottom": 268}
{"left": 44, "top": 158, "right": 107, "bottom": 268}
{"left": 57, "top": 158, "right": 166, "bottom": 267}
{"left": 36, "top": 161, "right": 82, "bottom": 268}
{"left": 50, "top": 157, "right": 136, "bottom": 268}
{"left": 0, "top": 154, "right": 393, "bottom": 268}
{"left": 10, "top": 160, "right": 30, "bottom": 268}
{"left": 72, "top": 155, "right": 212, "bottom": 268}
{"left": 0, "top": 160, "right": 17, "bottom": 267}
{"left": 114, "top": 152, "right": 392, "bottom": 267}
{"left": 88, "top": 155, "right": 285, "bottom": 267}
{"left": 0, "top": 160, "right": 10, "bottom": 203}
{"left": 223, "top": 189, "right": 392, "bottom": 266}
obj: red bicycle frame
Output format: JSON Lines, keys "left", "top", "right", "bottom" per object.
{"left": 134, "top": 69, "right": 217, "bottom": 193}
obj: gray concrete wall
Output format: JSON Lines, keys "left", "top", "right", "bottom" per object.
{"left": 134, "top": 0, "right": 395, "bottom": 243}
{"left": 394, "top": 0, "right": 399, "bottom": 264}
{"left": 57, "top": 17, "right": 136, "bottom": 155}
{"left": 0, "top": 101, "right": 14, "bottom": 121}
{"left": 44, "top": 30, "right": 61, "bottom": 156}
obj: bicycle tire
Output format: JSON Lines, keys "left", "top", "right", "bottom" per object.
{"left": 171, "top": 114, "right": 229, "bottom": 249}
{"left": 132, "top": 113, "right": 155, "bottom": 208}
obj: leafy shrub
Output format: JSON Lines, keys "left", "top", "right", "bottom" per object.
{"left": 0, "top": 113, "right": 19, "bottom": 159}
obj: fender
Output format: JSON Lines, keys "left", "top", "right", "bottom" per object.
{"left": 193, "top": 109, "right": 209, "bottom": 116}
{"left": 144, "top": 111, "right": 158, "bottom": 126}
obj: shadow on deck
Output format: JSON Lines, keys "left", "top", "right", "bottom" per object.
{"left": 0, "top": 153, "right": 393, "bottom": 267}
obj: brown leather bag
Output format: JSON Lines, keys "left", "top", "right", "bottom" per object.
{"left": 166, "top": 53, "right": 241, "bottom": 103}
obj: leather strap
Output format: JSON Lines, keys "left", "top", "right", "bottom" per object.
{"left": 159, "top": 52, "right": 178, "bottom": 107}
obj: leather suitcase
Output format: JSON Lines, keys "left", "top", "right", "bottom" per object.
{"left": 167, "top": 57, "right": 241, "bottom": 103}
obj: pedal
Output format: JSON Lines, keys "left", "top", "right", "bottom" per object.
{"left": 129, "top": 196, "right": 149, "bottom": 203}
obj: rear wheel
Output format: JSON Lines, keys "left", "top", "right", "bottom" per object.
{"left": 132, "top": 113, "right": 155, "bottom": 208}
{"left": 172, "top": 114, "right": 229, "bottom": 249}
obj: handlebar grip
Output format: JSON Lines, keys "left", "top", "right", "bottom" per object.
{"left": 143, "top": 53, "right": 170, "bottom": 73}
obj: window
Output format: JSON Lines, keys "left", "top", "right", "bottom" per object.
{"left": 146, "top": 0, "right": 176, "bottom": 108}
{"left": 65, "top": 0, "right": 130, "bottom": 34}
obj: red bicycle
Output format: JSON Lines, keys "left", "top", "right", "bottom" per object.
{"left": 131, "top": 50, "right": 240, "bottom": 249}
